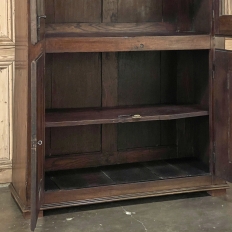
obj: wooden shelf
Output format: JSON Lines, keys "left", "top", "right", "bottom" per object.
{"left": 45, "top": 158, "right": 209, "bottom": 191}
{"left": 45, "top": 23, "right": 211, "bottom": 53}
{"left": 45, "top": 105, "right": 209, "bottom": 128}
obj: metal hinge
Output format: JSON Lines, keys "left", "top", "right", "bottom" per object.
{"left": 37, "top": 15, "right": 46, "bottom": 30}
{"left": 212, "top": 10, "right": 215, "bottom": 20}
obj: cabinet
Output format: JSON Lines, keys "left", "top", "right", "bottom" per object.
{"left": 10, "top": 0, "right": 232, "bottom": 231}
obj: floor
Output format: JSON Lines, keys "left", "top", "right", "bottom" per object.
{"left": 1, "top": 183, "right": 232, "bottom": 232}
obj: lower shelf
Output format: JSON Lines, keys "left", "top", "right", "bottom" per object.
{"left": 45, "top": 158, "right": 209, "bottom": 191}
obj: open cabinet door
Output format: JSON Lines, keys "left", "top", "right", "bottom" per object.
{"left": 30, "top": 53, "right": 45, "bottom": 231}
{"left": 214, "top": 1, "right": 232, "bottom": 182}
{"left": 30, "top": 0, "right": 46, "bottom": 231}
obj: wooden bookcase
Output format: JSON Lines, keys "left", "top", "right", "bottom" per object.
{"left": 11, "top": 0, "right": 232, "bottom": 231}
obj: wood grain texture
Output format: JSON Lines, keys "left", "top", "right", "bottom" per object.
{"left": 51, "top": 53, "right": 101, "bottom": 108}
{"left": 46, "top": 35, "right": 211, "bottom": 53}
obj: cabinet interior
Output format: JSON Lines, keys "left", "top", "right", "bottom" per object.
{"left": 44, "top": 50, "right": 210, "bottom": 191}
{"left": 43, "top": 0, "right": 211, "bottom": 192}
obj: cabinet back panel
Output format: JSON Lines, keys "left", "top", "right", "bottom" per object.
{"left": 45, "top": 0, "right": 210, "bottom": 32}
{"left": 46, "top": 125, "right": 101, "bottom": 156}
{"left": 49, "top": 53, "right": 101, "bottom": 109}
{"left": 45, "top": 0, "right": 102, "bottom": 23}
{"left": 118, "top": 51, "right": 160, "bottom": 106}
{"left": 117, "top": 122, "right": 161, "bottom": 151}
{"left": 117, "top": 0, "right": 162, "bottom": 22}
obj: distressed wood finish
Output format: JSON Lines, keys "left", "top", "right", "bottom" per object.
{"left": 11, "top": 1, "right": 232, "bottom": 230}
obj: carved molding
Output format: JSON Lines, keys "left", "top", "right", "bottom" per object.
{"left": 0, "top": 0, "right": 15, "bottom": 45}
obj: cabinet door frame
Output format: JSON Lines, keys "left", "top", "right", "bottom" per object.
{"left": 30, "top": 52, "right": 45, "bottom": 231}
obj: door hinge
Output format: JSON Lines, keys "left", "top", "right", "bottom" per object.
{"left": 212, "top": 10, "right": 215, "bottom": 20}
{"left": 37, "top": 15, "right": 46, "bottom": 30}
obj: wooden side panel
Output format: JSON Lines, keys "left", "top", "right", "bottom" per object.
{"left": 214, "top": 50, "right": 232, "bottom": 182}
{"left": 12, "top": 0, "right": 29, "bottom": 205}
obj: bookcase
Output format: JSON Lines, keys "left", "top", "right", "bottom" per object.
{"left": 11, "top": 0, "right": 232, "bottom": 231}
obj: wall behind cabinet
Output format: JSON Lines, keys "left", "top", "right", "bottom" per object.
{"left": 0, "top": 0, "right": 15, "bottom": 183}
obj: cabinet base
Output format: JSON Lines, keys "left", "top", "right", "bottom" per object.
{"left": 9, "top": 178, "right": 229, "bottom": 218}
{"left": 207, "top": 189, "right": 227, "bottom": 197}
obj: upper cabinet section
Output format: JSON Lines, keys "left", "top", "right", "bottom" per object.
{"left": 215, "top": 0, "right": 232, "bottom": 35}
{"left": 45, "top": 0, "right": 212, "bottom": 53}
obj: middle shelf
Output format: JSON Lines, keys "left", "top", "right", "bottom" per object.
{"left": 45, "top": 23, "right": 211, "bottom": 53}
{"left": 45, "top": 105, "right": 209, "bottom": 128}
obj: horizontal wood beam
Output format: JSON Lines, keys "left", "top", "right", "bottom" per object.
{"left": 46, "top": 35, "right": 211, "bottom": 53}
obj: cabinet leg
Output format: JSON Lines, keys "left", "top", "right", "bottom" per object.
{"left": 23, "top": 210, "right": 44, "bottom": 219}
{"left": 207, "top": 189, "right": 227, "bottom": 197}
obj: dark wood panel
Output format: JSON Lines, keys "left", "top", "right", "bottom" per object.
{"left": 50, "top": 168, "right": 114, "bottom": 190}
{"left": 117, "top": 146, "right": 177, "bottom": 164}
{"left": 117, "top": 121, "right": 160, "bottom": 150}
{"left": 218, "top": 16, "right": 232, "bottom": 35}
{"left": 176, "top": 119, "right": 195, "bottom": 158}
{"left": 144, "top": 161, "right": 189, "bottom": 179}
{"left": 49, "top": 125, "right": 101, "bottom": 155}
{"left": 45, "top": 158, "right": 210, "bottom": 191}
{"left": 45, "top": 35, "right": 211, "bottom": 53}
{"left": 45, "top": 147, "right": 177, "bottom": 171}
{"left": 51, "top": 0, "right": 102, "bottom": 23}
{"left": 193, "top": 0, "right": 211, "bottom": 33}
{"left": 214, "top": 51, "right": 232, "bottom": 182}
{"left": 118, "top": 51, "right": 160, "bottom": 106}
{"left": 45, "top": 105, "right": 209, "bottom": 127}
{"left": 51, "top": 53, "right": 101, "bottom": 108}
{"left": 117, "top": 0, "right": 162, "bottom": 22}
